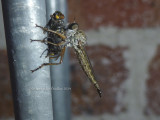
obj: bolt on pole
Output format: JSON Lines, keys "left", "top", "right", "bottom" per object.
{"left": 1, "top": 0, "right": 53, "bottom": 119}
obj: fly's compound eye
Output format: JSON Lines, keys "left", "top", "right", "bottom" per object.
{"left": 68, "top": 23, "right": 79, "bottom": 30}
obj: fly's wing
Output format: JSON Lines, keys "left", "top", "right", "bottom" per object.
{"left": 74, "top": 41, "right": 102, "bottom": 97}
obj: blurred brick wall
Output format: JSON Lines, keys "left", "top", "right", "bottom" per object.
{"left": 70, "top": 46, "right": 128, "bottom": 115}
{"left": 1, "top": 0, "right": 160, "bottom": 119}
{"left": 146, "top": 45, "right": 160, "bottom": 115}
{"left": 68, "top": 0, "right": 160, "bottom": 30}
{"left": 68, "top": 0, "right": 160, "bottom": 119}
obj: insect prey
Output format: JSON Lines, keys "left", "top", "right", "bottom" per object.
{"left": 30, "top": 11, "right": 66, "bottom": 72}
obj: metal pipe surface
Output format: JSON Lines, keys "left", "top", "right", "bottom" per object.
{"left": 2, "top": 0, "right": 53, "bottom": 119}
{"left": 45, "top": 0, "right": 71, "bottom": 120}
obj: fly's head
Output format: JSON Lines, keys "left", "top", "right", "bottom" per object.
{"left": 50, "top": 11, "right": 65, "bottom": 20}
{"left": 66, "top": 23, "right": 87, "bottom": 48}
{"left": 49, "top": 11, "right": 65, "bottom": 32}
{"left": 67, "top": 22, "right": 79, "bottom": 31}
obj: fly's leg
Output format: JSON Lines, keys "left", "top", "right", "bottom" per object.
{"left": 30, "top": 39, "right": 65, "bottom": 46}
{"left": 40, "top": 48, "right": 48, "bottom": 58}
{"left": 49, "top": 55, "right": 61, "bottom": 61}
{"left": 45, "top": 52, "right": 61, "bottom": 60}
{"left": 35, "top": 24, "right": 66, "bottom": 40}
{"left": 49, "top": 47, "right": 65, "bottom": 62}
{"left": 31, "top": 47, "right": 66, "bottom": 73}
{"left": 30, "top": 37, "right": 49, "bottom": 45}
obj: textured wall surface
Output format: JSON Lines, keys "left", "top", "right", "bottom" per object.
{"left": 70, "top": 46, "right": 128, "bottom": 115}
{"left": 146, "top": 45, "right": 160, "bottom": 115}
{"left": 80, "top": 27, "right": 160, "bottom": 120}
{"left": 1, "top": 0, "right": 160, "bottom": 120}
{"left": 68, "top": 0, "right": 160, "bottom": 29}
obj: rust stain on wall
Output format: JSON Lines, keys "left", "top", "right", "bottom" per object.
{"left": 146, "top": 45, "right": 160, "bottom": 115}
{"left": 68, "top": 0, "right": 160, "bottom": 30}
{"left": 0, "top": 50, "right": 14, "bottom": 118}
{"left": 70, "top": 45, "right": 128, "bottom": 115}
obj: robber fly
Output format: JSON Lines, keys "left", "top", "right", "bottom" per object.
{"left": 31, "top": 20, "right": 102, "bottom": 97}
{"left": 30, "top": 11, "right": 66, "bottom": 72}
{"left": 65, "top": 23, "right": 102, "bottom": 97}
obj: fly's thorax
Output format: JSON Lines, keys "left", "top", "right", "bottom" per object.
{"left": 49, "top": 19, "right": 64, "bottom": 31}
{"left": 65, "top": 29, "right": 87, "bottom": 49}
{"left": 76, "top": 30, "right": 87, "bottom": 45}
{"left": 58, "top": 19, "right": 64, "bottom": 24}
{"left": 65, "top": 29, "right": 76, "bottom": 47}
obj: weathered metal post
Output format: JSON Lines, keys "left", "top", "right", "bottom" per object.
{"left": 45, "top": 0, "right": 71, "bottom": 120}
{"left": 1, "top": 0, "right": 53, "bottom": 119}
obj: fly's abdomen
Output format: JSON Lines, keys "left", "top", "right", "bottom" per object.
{"left": 47, "top": 33, "right": 62, "bottom": 55}
{"left": 74, "top": 45, "right": 102, "bottom": 97}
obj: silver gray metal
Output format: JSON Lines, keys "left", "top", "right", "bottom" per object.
{"left": 0, "top": 0, "right": 6, "bottom": 49}
{"left": 45, "top": 0, "right": 71, "bottom": 120}
{"left": 1, "top": 0, "right": 53, "bottom": 120}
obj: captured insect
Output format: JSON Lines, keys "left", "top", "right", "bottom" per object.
{"left": 30, "top": 11, "right": 66, "bottom": 72}
{"left": 31, "top": 11, "right": 102, "bottom": 97}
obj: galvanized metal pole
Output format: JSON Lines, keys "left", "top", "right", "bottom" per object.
{"left": 45, "top": 0, "right": 71, "bottom": 120}
{"left": 2, "top": 0, "right": 53, "bottom": 120}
